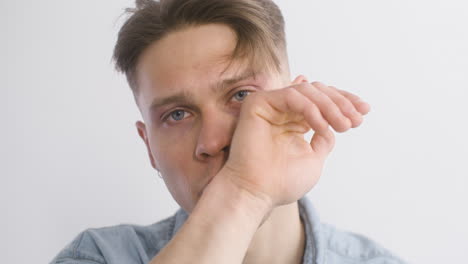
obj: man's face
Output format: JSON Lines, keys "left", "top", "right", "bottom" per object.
{"left": 135, "top": 23, "right": 289, "bottom": 213}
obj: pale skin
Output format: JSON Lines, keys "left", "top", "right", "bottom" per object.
{"left": 134, "top": 24, "right": 370, "bottom": 264}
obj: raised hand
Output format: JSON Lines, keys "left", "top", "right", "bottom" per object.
{"left": 219, "top": 76, "right": 371, "bottom": 209}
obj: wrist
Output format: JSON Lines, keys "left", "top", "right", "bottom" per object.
{"left": 199, "top": 168, "right": 273, "bottom": 228}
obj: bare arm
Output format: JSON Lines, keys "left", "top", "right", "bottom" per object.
{"left": 149, "top": 172, "right": 271, "bottom": 264}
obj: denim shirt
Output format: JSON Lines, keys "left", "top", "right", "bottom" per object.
{"left": 50, "top": 197, "right": 407, "bottom": 264}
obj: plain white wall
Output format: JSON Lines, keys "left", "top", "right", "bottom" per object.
{"left": 2, "top": 0, "right": 467, "bottom": 263}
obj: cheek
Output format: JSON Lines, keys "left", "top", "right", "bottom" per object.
{"left": 152, "top": 134, "right": 192, "bottom": 176}
{"left": 163, "top": 170, "right": 193, "bottom": 211}
{"left": 151, "top": 123, "right": 195, "bottom": 167}
{"left": 150, "top": 127, "right": 200, "bottom": 211}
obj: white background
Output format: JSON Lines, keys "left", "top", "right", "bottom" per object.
{"left": 2, "top": 0, "right": 467, "bottom": 263}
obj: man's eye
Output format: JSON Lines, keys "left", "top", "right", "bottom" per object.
{"left": 232, "top": 90, "right": 251, "bottom": 102}
{"left": 166, "top": 110, "right": 188, "bottom": 122}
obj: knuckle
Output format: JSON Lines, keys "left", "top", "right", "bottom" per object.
{"left": 341, "top": 102, "right": 358, "bottom": 115}
{"left": 332, "top": 115, "right": 351, "bottom": 133}
{"left": 284, "top": 87, "right": 301, "bottom": 99}
{"left": 328, "top": 91, "right": 358, "bottom": 116}
{"left": 308, "top": 106, "right": 328, "bottom": 132}
{"left": 330, "top": 107, "right": 344, "bottom": 119}
{"left": 319, "top": 120, "right": 329, "bottom": 132}
{"left": 293, "top": 82, "right": 310, "bottom": 91}
{"left": 328, "top": 85, "right": 338, "bottom": 91}
{"left": 311, "top": 81, "right": 324, "bottom": 87}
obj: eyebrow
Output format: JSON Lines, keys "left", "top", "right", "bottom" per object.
{"left": 149, "top": 91, "right": 196, "bottom": 114}
{"left": 212, "top": 69, "right": 257, "bottom": 93}
{"left": 149, "top": 69, "right": 257, "bottom": 113}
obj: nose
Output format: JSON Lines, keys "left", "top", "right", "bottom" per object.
{"left": 195, "top": 108, "right": 235, "bottom": 161}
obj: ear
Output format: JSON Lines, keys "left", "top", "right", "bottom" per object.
{"left": 136, "top": 121, "right": 158, "bottom": 170}
{"left": 292, "top": 75, "right": 309, "bottom": 85}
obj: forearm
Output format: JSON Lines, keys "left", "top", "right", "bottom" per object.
{"left": 149, "top": 171, "right": 271, "bottom": 264}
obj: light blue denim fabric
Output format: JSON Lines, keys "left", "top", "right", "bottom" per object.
{"left": 50, "top": 197, "right": 407, "bottom": 264}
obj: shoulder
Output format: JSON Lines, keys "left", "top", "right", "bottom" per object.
{"left": 50, "top": 212, "right": 183, "bottom": 264}
{"left": 298, "top": 197, "right": 408, "bottom": 264}
{"left": 319, "top": 223, "right": 408, "bottom": 264}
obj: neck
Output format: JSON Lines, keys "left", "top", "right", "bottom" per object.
{"left": 242, "top": 201, "right": 306, "bottom": 264}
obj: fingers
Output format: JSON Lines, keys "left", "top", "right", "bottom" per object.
{"left": 312, "top": 82, "right": 363, "bottom": 128}
{"left": 293, "top": 83, "right": 352, "bottom": 133}
{"left": 291, "top": 79, "right": 370, "bottom": 132}
{"left": 330, "top": 86, "right": 371, "bottom": 115}
{"left": 244, "top": 77, "right": 369, "bottom": 135}
{"left": 253, "top": 87, "right": 329, "bottom": 135}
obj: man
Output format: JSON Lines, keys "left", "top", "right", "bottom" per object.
{"left": 51, "top": 0, "right": 406, "bottom": 263}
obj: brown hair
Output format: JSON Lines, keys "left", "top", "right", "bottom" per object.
{"left": 113, "top": 0, "right": 287, "bottom": 95}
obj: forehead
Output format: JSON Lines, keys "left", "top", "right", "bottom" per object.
{"left": 135, "top": 24, "right": 243, "bottom": 106}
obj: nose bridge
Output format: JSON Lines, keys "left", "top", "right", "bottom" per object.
{"left": 195, "top": 106, "right": 235, "bottom": 159}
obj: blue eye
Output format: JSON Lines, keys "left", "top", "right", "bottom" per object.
{"left": 233, "top": 90, "right": 250, "bottom": 101}
{"left": 169, "top": 110, "right": 186, "bottom": 121}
